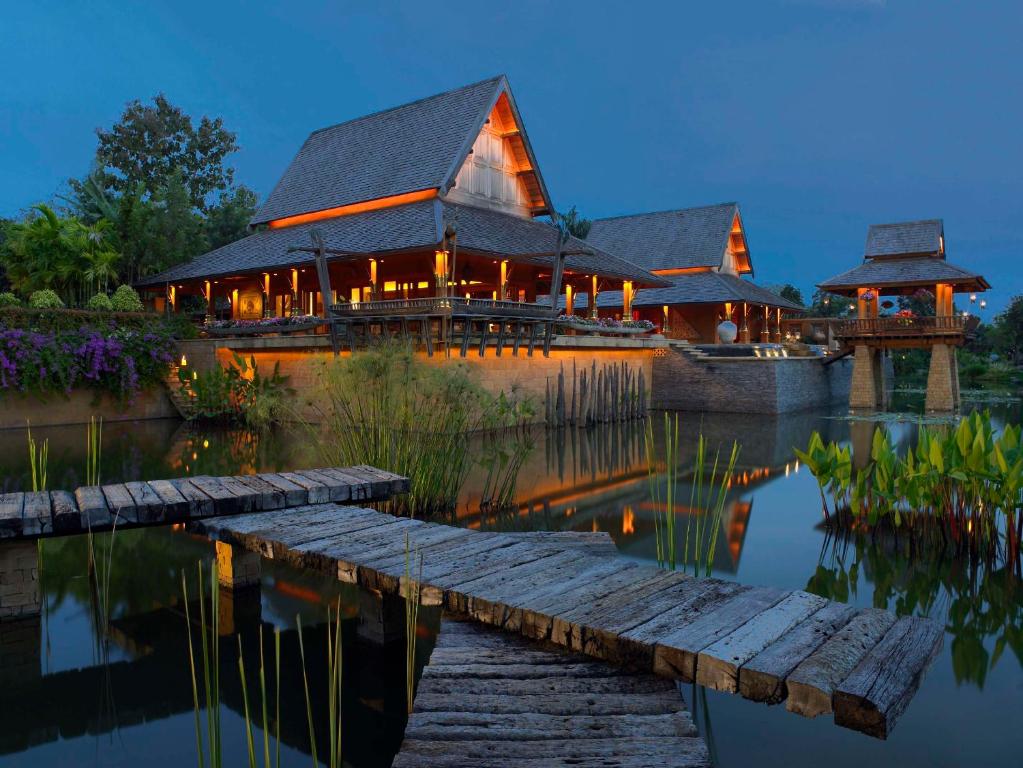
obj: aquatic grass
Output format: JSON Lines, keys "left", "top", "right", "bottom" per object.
{"left": 86, "top": 415, "right": 102, "bottom": 485}
{"left": 645, "top": 415, "right": 740, "bottom": 575}
{"left": 309, "top": 344, "right": 532, "bottom": 517}
{"left": 26, "top": 422, "right": 47, "bottom": 491}
{"left": 296, "top": 615, "right": 318, "bottom": 767}
{"left": 183, "top": 561, "right": 222, "bottom": 768}
{"left": 404, "top": 533, "right": 424, "bottom": 714}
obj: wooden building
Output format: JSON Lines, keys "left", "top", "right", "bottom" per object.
{"left": 583, "top": 204, "right": 802, "bottom": 343}
{"left": 136, "top": 76, "right": 666, "bottom": 343}
{"left": 818, "top": 219, "right": 989, "bottom": 411}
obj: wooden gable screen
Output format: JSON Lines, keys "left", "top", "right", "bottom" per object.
{"left": 448, "top": 93, "right": 544, "bottom": 219}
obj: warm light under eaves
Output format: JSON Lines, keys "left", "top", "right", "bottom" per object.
{"left": 266, "top": 188, "right": 438, "bottom": 229}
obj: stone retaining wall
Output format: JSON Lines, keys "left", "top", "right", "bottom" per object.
{"left": 651, "top": 346, "right": 854, "bottom": 414}
{"left": 0, "top": 387, "right": 178, "bottom": 430}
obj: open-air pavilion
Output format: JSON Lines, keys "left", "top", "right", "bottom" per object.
{"left": 819, "top": 219, "right": 989, "bottom": 411}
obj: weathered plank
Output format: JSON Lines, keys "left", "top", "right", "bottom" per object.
{"left": 146, "top": 479, "right": 191, "bottom": 520}
{"left": 0, "top": 493, "right": 25, "bottom": 536}
{"left": 654, "top": 586, "right": 786, "bottom": 681}
{"left": 411, "top": 690, "right": 684, "bottom": 716}
{"left": 101, "top": 483, "right": 138, "bottom": 525}
{"left": 739, "top": 601, "right": 858, "bottom": 703}
{"left": 394, "top": 738, "right": 709, "bottom": 767}
{"left": 74, "top": 486, "right": 110, "bottom": 528}
{"left": 785, "top": 608, "right": 897, "bottom": 718}
{"left": 402, "top": 711, "right": 695, "bottom": 740}
{"left": 21, "top": 491, "right": 52, "bottom": 536}
{"left": 293, "top": 469, "right": 352, "bottom": 502}
{"left": 49, "top": 490, "right": 80, "bottom": 533}
{"left": 696, "top": 590, "right": 828, "bottom": 693}
{"left": 187, "top": 476, "right": 242, "bottom": 514}
{"left": 833, "top": 615, "right": 943, "bottom": 738}
{"left": 257, "top": 473, "right": 309, "bottom": 506}
{"left": 124, "top": 481, "right": 165, "bottom": 523}
{"left": 232, "top": 474, "right": 286, "bottom": 511}
{"left": 278, "top": 471, "right": 332, "bottom": 504}
{"left": 168, "top": 478, "right": 215, "bottom": 517}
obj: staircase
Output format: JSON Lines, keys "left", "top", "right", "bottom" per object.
{"left": 669, "top": 339, "right": 710, "bottom": 361}
{"left": 163, "top": 363, "right": 194, "bottom": 419}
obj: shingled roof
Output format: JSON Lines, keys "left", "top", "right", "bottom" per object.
{"left": 818, "top": 256, "right": 989, "bottom": 294}
{"left": 586, "top": 203, "right": 742, "bottom": 273}
{"left": 137, "top": 200, "right": 666, "bottom": 288}
{"left": 595, "top": 272, "right": 802, "bottom": 311}
{"left": 251, "top": 76, "right": 551, "bottom": 225}
{"left": 865, "top": 220, "right": 943, "bottom": 258}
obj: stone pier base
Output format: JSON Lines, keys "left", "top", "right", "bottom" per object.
{"left": 215, "top": 540, "right": 262, "bottom": 589}
{"left": 925, "top": 344, "right": 960, "bottom": 412}
{"left": 850, "top": 345, "right": 887, "bottom": 410}
{"left": 0, "top": 542, "right": 41, "bottom": 620}
{"left": 218, "top": 583, "right": 263, "bottom": 636}
{"left": 0, "top": 616, "right": 40, "bottom": 686}
{"left": 357, "top": 587, "right": 405, "bottom": 644}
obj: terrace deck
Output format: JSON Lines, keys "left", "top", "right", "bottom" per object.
{"left": 195, "top": 501, "right": 944, "bottom": 739}
{"left": 395, "top": 617, "right": 710, "bottom": 767}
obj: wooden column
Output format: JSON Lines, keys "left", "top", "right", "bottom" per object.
{"left": 500, "top": 260, "right": 509, "bottom": 301}
{"left": 204, "top": 280, "right": 213, "bottom": 322}
{"left": 590, "top": 275, "right": 599, "bottom": 319}
{"left": 565, "top": 284, "right": 574, "bottom": 316}
{"left": 760, "top": 305, "right": 770, "bottom": 342}
{"left": 434, "top": 250, "right": 448, "bottom": 298}
{"left": 623, "top": 281, "right": 634, "bottom": 318}
{"left": 739, "top": 302, "right": 750, "bottom": 343}
{"left": 215, "top": 540, "right": 261, "bottom": 590}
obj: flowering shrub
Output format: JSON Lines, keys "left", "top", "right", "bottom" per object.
{"left": 0, "top": 316, "right": 175, "bottom": 401}
{"left": 0, "top": 293, "right": 20, "bottom": 308}
{"left": 86, "top": 293, "right": 114, "bottom": 311}
{"left": 859, "top": 290, "right": 877, "bottom": 302}
{"left": 205, "top": 314, "right": 320, "bottom": 330}
{"left": 557, "top": 315, "right": 656, "bottom": 331}
{"left": 29, "top": 289, "right": 65, "bottom": 309}
{"left": 111, "top": 285, "right": 145, "bottom": 312}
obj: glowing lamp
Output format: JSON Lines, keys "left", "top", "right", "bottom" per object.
{"left": 980, "top": 300, "right": 987, "bottom": 309}
{"left": 180, "top": 355, "right": 187, "bottom": 367}
{"left": 970, "top": 293, "right": 977, "bottom": 303}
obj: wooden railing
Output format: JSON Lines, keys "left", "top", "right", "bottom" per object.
{"left": 835, "top": 315, "right": 976, "bottom": 339}
{"left": 329, "top": 296, "right": 552, "bottom": 320}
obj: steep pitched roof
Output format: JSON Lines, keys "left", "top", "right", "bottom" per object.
{"left": 865, "top": 219, "right": 944, "bottom": 258}
{"left": 585, "top": 203, "right": 740, "bottom": 272}
{"left": 818, "top": 256, "right": 989, "bottom": 293}
{"left": 137, "top": 200, "right": 666, "bottom": 288}
{"left": 596, "top": 272, "right": 802, "bottom": 311}
{"left": 251, "top": 76, "right": 552, "bottom": 225}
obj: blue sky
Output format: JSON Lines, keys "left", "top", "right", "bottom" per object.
{"left": 2, "top": 0, "right": 1020, "bottom": 310}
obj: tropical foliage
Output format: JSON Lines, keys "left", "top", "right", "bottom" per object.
{"left": 797, "top": 412, "right": 1023, "bottom": 567}
{"left": 178, "top": 353, "right": 292, "bottom": 428}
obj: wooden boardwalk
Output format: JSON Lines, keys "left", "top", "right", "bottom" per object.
{"left": 395, "top": 618, "right": 710, "bottom": 768}
{"left": 0, "top": 466, "right": 407, "bottom": 540}
{"left": 195, "top": 501, "right": 943, "bottom": 739}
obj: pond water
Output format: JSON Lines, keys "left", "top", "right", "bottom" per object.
{"left": 0, "top": 390, "right": 1020, "bottom": 767}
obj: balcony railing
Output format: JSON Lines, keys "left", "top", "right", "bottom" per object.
{"left": 329, "top": 296, "right": 552, "bottom": 320}
{"left": 835, "top": 315, "right": 977, "bottom": 340}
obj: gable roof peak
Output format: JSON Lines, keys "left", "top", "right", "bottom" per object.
{"left": 592, "top": 201, "right": 738, "bottom": 224}
{"left": 865, "top": 218, "right": 945, "bottom": 259}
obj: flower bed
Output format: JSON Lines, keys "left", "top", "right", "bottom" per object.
{"left": 204, "top": 315, "right": 323, "bottom": 335}
{"left": 0, "top": 314, "right": 176, "bottom": 402}
{"left": 557, "top": 315, "right": 655, "bottom": 335}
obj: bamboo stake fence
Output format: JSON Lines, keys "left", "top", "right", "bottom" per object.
{"left": 544, "top": 360, "right": 647, "bottom": 428}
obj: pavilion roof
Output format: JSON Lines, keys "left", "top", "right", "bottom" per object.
{"left": 251, "top": 75, "right": 552, "bottom": 225}
{"left": 595, "top": 272, "right": 803, "bottom": 310}
{"left": 586, "top": 203, "right": 746, "bottom": 273}
{"left": 136, "top": 200, "right": 667, "bottom": 288}
{"left": 865, "top": 219, "right": 943, "bottom": 258}
{"left": 818, "top": 256, "right": 989, "bottom": 295}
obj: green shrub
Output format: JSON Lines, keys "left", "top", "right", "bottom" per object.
{"left": 111, "top": 285, "right": 144, "bottom": 312}
{"left": 0, "top": 292, "right": 20, "bottom": 308}
{"left": 86, "top": 293, "right": 114, "bottom": 311}
{"left": 28, "top": 289, "right": 65, "bottom": 309}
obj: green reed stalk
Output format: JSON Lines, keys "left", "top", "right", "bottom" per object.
{"left": 404, "top": 532, "right": 424, "bottom": 714}
{"left": 296, "top": 615, "right": 318, "bottom": 768}
{"left": 86, "top": 415, "right": 103, "bottom": 486}
{"left": 274, "top": 629, "right": 281, "bottom": 768}
{"left": 26, "top": 422, "right": 48, "bottom": 491}
{"left": 326, "top": 604, "right": 343, "bottom": 768}
{"left": 183, "top": 561, "right": 221, "bottom": 768}
{"left": 238, "top": 637, "right": 257, "bottom": 768}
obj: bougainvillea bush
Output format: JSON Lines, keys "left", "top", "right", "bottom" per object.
{"left": 0, "top": 315, "right": 175, "bottom": 402}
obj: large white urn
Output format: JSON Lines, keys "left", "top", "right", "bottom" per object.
{"left": 717, "top": 320, "right": 738, "bottom": 344}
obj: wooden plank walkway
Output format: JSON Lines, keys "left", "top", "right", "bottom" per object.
{"left": 195, "top": 502, "right": 943, "bottom": 739}
{"left": 0, "top": 466, "right": 407, "bottom": 540}
{"left": 394, "top": 618, "right": 710, "bottom": 767}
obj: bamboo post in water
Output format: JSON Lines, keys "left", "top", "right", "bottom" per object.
{"left": 556, "top": 364, "right": 566, "bottom": 427}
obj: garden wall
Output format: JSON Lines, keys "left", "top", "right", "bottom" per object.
{"left": 176, "top": 334, "right": 662, "bottom": 424}
{"left": 0, "top": 387, "right": 178, "bottom": 430}
{"left": 650, "top": 344, "right": 854, "bottom": 414}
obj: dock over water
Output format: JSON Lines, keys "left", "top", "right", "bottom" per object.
{"left": 396, "top": 617, "right": 710, "bottom": 767}
{"left": 193, "top": 496, "right": 943, "bottom": 739}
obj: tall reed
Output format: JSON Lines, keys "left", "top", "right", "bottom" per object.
{"left": 183, "top": 561, "right": 222, "bottom": 768}
{"left": 26, "top": 422, "right": 48, "bottom": 491}
{"left": 309, "top": 345, "right": 532, "bottom": 517}
{"left": 86, "top": 415, "right": 102, "bottom": 486}
{"left": 404, "top": 533, "right": 424, "bottom": 714}
{"left": 235, "top": 625, "right": 283, "bottom": 768}
{"left": 645, "top": 415, "right": 740, "bottom": 575}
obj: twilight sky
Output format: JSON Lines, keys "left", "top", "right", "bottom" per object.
{"left": 2, "top": 0, "right": 1020, "bottom": 310}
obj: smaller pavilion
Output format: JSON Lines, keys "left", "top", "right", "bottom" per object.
{"left": 819, "top": 219, "right": 989, "bottom": 411}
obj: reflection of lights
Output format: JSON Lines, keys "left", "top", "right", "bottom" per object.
{"left": 592, "top": 519, "right": 599, "bottom": 532}
{"left": 192, "top": 452, "right": 198, "bottom": 460}
{"left": 622, "top": 507, "right": 635, "bottom": 534}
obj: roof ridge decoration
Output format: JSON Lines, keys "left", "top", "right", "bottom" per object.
{"left": 251, "top": 75, "right": 552, "bottom": 228}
